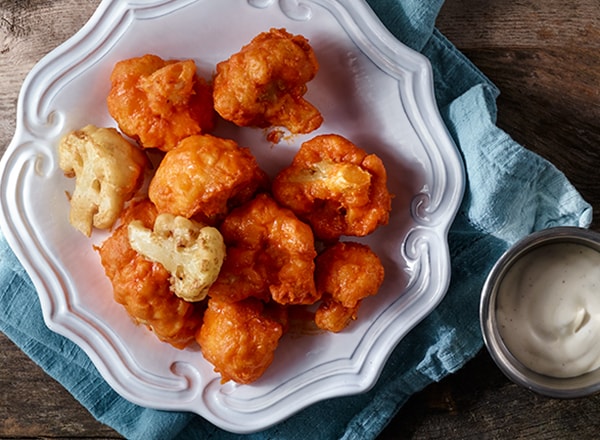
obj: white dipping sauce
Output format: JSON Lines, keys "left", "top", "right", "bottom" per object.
{"left": 496, "top": 242, "right": 600, "bottom": 378}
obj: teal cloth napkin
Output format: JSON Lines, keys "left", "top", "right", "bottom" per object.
{"left": 0, "top": 0, "right": 592, "bottom": 439}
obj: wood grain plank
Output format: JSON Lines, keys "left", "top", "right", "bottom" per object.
{"left": 0, "top": 333, "right": 121, "bottom": 438}
{"left": 467, "top": 47, "right": 600, "bottom": 229}
{"left": 436, "top": 0, "right": 600, "bottom": 49}
{"left": 437, "top": 0, "right": 600, "bottom": 227}
{"left": 381, "top": 350, "right": 600, "bottom": 439}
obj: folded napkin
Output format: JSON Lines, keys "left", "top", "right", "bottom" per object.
{"left": 0, "top": 0, "right": 592, "bottom": 439}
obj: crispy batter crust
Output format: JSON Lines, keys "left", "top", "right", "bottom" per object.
{"left": 213, "top": 28, "right": 322, "bottom": 134}
{"left": 314, "top": 241, "right": 384, "bottom": 332}
{"left": 107, "top": 54, "right": 215, "bottom": 151}
{"left": 208, "top": 194, "right": 319, "bottom": 305}
{"left": 197, "top": 297, "right": 284, "bottom": 384}
{"left": 148, "top": 134, "right": 269, "bottom": 223}
{"left": 97, "top": 199, "right": 204, "bottom": 349}
{"left": 273, "top": 134, "right": 392, "bottom": 241}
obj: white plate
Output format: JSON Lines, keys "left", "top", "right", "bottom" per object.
{"left": 0, "top": 0, "right": 464, "bottom": 433}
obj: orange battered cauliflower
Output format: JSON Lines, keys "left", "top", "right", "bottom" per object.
{"left": 58, "top": 125, "right": 147, "bottom": 237}
{"left": 148, "top": 134, "right": 269, "bottom": 223}
{"left": 208, "top": 194, "right": 319, "bottom": 305}
{"left": 197, "top": 297, "right": 286, "bottom": 384}
{"left": 213, "top": 28, "right": 323, "bottom": 135}
{"left": 97, "top": 199, "right": 204, "bottom": 349}
{"left": 71, "top": 29, "right": 398, "bottom": 383}
{"left": 314, "top": 298, "right": 359, "bottom": 334}
{"left": 272, "top": 134, "right": 392, "bottom": 241}
{"left": 107, "top": 54, "right": 215, "bottom": 151}
{"left": 314, "top": 241, "right": 385, "bottom": 332}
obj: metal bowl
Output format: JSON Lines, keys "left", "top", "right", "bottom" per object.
{"left": 480, "top": 226, "right": 600, "bottom": 398}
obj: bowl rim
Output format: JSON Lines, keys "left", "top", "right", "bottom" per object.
{"left": 480, "top": 226, "right": 600, "bottom": 398}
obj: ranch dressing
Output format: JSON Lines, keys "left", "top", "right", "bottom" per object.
{"left": 496, "top": 242, "right": 600, "bottom": 378}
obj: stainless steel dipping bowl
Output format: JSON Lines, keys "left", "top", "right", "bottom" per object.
{"left": 480, "top": 226, "right": 600, "bottom": 398}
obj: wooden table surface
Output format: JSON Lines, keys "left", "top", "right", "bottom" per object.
{"left": 1, "top": 1, "right": 599, "bottom": 438}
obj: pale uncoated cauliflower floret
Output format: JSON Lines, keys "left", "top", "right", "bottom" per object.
{"left": 58, "top": 125, "right": 147, "bottom": 236}
{"left": 128, "top": 213, "right": 226, "bottom": 302}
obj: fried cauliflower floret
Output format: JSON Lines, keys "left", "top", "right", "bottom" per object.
{"left": 209, "top": 194, "right": 319, "bottom": 305}
{"left": 213, "top": 28, "right": 323, "bottom": 135}
{"left": 107, "top": 54, "right": 215, "bottom": 151}
{"left": 58, "top": 125, "right": 147, "bottom": 237}
{"left": 128, "top": 213, "right": 226, "bottom": 302}
{"left": 97, "top": 199, "right": 204, "bottom": 349}
{"left": 314, "top": 297, "right": 360, "bottom": 334}
{"left": 314, "top": 241, "right": 385, "bottom": 332}
{"left": 272, "top": 134, "right": 392, "bottom": 241}
{"left": 148, "top": 134, "right": 268, "bottom": 223}
{"left": 197, "top": 297, "right": 285, "bottom": 384}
